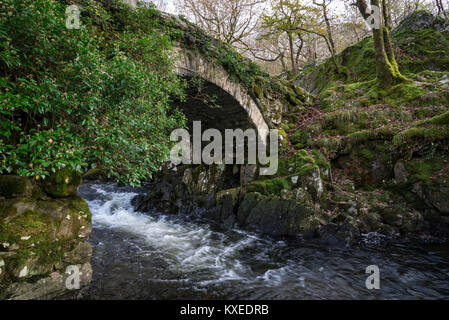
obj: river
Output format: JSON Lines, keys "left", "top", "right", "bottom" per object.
{"left": 76, "top": 183, "right": 449, "bottom": 300}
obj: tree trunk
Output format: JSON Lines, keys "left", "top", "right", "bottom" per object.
{"left": 323, "top": 4, "right": 336, "bottom": 57}
{"left": 381, "top": 0, "right": 401, "bottom": 75}
{"left": 437, "top": 0, "right": 448, "bottom": 19}
{"left": 355, "top": 0, "right": 406, "bottom": 87}
{"left": 288, "top": 33, "right": 297, "bottom": 74}
{"left": 372, "top": 23, "right": 395, "bottom": 87}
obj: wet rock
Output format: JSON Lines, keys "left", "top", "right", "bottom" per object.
{"left": 318, "top": 223, "right": 340, "bottom": 245}
{"left": 237, "top": 192, "right": 263, "bottom": 225}
{"left": 133, "top": 164, "right": 241, "bottom": 214}
{"left": 4, "top": 262, "right": 92, "bottom": 300}
{"left": 412, "top": 182, "right": 449, "bottom": 215}
{"left": 243, "top": 196, "right": 321, "bottom": 237}
{"left": 216, "top": 188, "right": 240, "bottom": 224}
{"left": 335, "top": 223, "right": 361, "bottom": 245}
{"left": 64, "top": 242, "right": 93, "bottom": 265}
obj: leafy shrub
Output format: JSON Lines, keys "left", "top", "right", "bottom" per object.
{"left": 0, "top": 0, "right": 186, "bottom": 185}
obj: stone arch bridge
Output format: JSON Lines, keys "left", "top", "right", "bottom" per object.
{"left": 124, "top": 0, "right": 312, "bottom": 143}
{"left": 173, "top": 47, "right": 270, "bottom": 143}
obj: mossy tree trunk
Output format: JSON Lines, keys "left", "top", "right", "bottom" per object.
{"left": 354, "top": 0, "right": 407, "bottom": 88}
{"left": 381, "top": 0, "right": 401, "bottom": 76}
{"left": 288, "top": 32, "right": 298, "bottom": 74}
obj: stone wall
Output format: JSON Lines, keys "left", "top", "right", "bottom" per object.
{"left": 0, "top": 170, "right": 92, "bottom": 299}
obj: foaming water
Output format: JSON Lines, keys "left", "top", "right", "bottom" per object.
{"left": 85, "top": 184, "right": 257, "bottom": 277}
{"left": 78, "top": 183, "right": 449, "bottom": 300}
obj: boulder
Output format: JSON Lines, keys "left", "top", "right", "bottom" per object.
{"left": 0, "top": 176, "right": 35, "bottom": 199}
{"left": 395, "top": 11, "right": 449, "bottom": 33}
{"left": 4, "top": 262, "right": 92, "bottom": 300}
{"left": 40, "top": 168, "right": 82, "bottom": 198}
{"left": 243, "top": 196, "right": 321, "bottom": 237}
{"left": 0, "top": 184, "right": 92, "bottom": 299}
{"left": 82, "top": 168, "right": 108, "bottom": 181}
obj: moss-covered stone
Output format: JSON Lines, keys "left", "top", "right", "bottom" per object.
{"left": 0, "top": 187, "right": 92, "bottom": 299}
{"left": 216, "top": 188, "right": 241, "bottom": 224}
{"left": 296, "top": 11, "right": 449, "bottom": 96}
{"left": 0, "top": 176, "right": 35, "bottom": 199}
{"left": 40, "top": 168, "right": 82, "bottom": 198}
{"left": 243, "top": 178, "right": 291, "bottom": 196}
{"left": 243, "top": 196, "right": 321, "bottom": 237}
{"left": 82, "top": 168, "right": 108, "bottom": 181}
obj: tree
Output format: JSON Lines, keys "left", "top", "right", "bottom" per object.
{"left": 313, "top": 0, "right": 337, "bottom": 57}
{"left": 259, "top": 0, "right": 338, "bottom": 75}
{"left": 259, "top": 0, "right": 309, "bottom": 74}
{"left": 176, "top": 0, "right": 266, "bottom": 47}
{"left": 436, "top": 0, "right": 448, "bottom": 18}
{"left": 352, "top": 0, "right": 407, "bottom": 87}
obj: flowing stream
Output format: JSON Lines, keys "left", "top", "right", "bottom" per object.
{"left": 77, "top": 183, "right": 449, "bottom": 300}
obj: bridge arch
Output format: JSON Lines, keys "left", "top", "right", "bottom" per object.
{"left": 173, "top": 47, "right": 270, "bottom": 143}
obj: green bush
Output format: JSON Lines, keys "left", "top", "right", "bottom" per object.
{"left": 0, "top": 0, "right": 186, "bottom": 185}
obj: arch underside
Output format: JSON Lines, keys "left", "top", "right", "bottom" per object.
{"left": 175, "top": 78, "right": 256, "bottom": 134}
{"left": 174, "top": 47, "right": 269, "bottom": 143}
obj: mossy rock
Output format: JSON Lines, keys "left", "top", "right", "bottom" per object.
{"left": 0, "top": 176, "right": 34, "bottom": 199}
{"left": 243, "top": 177, "right": 291, "bottom": 196}
{"left": 40, "top": 168, "right": 82, "bottom": 198}
{"left": 82, "top": 168, "right": 108, "bottom": 181}
{"left": 278, "top": 150, "right": 318, "bottom": 177}
{"left": 243, "top": 196, "right": 321, "bottom": 237}
{"left": 296, "top": 11, "right": 449, "bottom": 96}
{"left": 0, "top": 194, "right": 92, "bottom": 291}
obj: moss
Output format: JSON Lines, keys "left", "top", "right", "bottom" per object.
{"left": 278, "top": 150, "right": 317, "bottom": 177}
{"left": 405, "top": 158, "right": 443, "bottom": 184}
{"left": 312, "top": 150, "right": 331, "bottom": 169}
{"left": 40, "top": 168, "right": 82, "bottom": 198}
{"left": 68, "top": 196, "right": 92, "bottom": 221}
{"left": 244, "top": 178, "right": 290, "bottom": 196}
{"left": 82, "top": 168, "right": 108, "bottom": 181}
{"left": 0, "top": 195, "right": 92, "bottom": 285}
{"left": 297, "top": 11, "right": 449, "bottom": 96}
{"left": 290, "top": 129, "right": 306, "bottom": 146}
{"left": 252, "top": 84, "right": 263, "bottom": 99}
{"left": 6, "top": 209, "right": 52, "bottom": 238}
{"left": 360, "top": 148, "right": 375, "bottom": 161}
{"left": 0, "top": 176, "right": 33, "bottom": 199}
{"left": 383, "top": 83, "right": 426, "bottom": 105}
{"left": 0, "top": 199, "right": 18, "bottom": 220}
{"left": 393, "top": 125, "right": 449, "bottom": 146}
{"left": 417, "top": 111, "right": 449, "bottom": 126}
